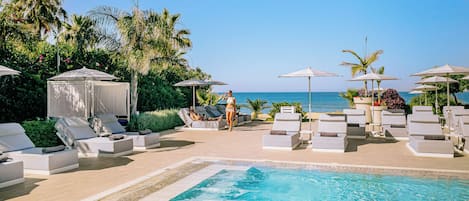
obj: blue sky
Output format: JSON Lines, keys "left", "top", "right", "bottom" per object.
{"left": 63, "top": 0, "right": 469, "bottom": 92}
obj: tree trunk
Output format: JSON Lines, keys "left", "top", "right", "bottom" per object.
{"left": 130, "top": 70, "right": 139, "bottom": 116}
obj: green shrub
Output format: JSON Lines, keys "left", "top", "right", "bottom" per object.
{"left": 127, "top": 109, "right": 184, "bottom": 132}
{"left": 21, "top": 120, "right": 63, "bottom": 147}
{"left": 268, "top": 102, "right": 306, "bottom": 119}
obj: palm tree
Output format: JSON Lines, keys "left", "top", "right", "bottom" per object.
{"left": 339, "top": 89, "right": 359, "bottom": 108}
{"left": 341, "top": 49, "right": 383, "bottom": 96}
{"left": 371, "top": 66, "right": 385, "bottom": 103}
{"left": 196, "top": 89, "right": 221, "bottom": 106}
{"left": 12, "top": 0, "right": 67, "bottom": 38}
{"left": 90, "top": 6, "right": 191, "bottom": 116}
{"left": 60, "top": 15, "right": 99, "bottom": 55}
{"left": 242, "top": 99, "right": 269, "bottom": 119}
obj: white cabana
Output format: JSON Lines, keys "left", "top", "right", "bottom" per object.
{"left": 47, "top": 67, "right": 129, "bottom": 120}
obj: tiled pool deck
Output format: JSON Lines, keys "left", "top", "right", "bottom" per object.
{"left": 1, "top": 121, "right": 469, "bottom": 201}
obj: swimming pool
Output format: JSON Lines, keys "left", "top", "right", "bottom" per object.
{"left": 171, "top": 167, "right": 469, "bottom": 201}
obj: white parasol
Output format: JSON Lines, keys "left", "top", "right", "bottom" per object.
{"left": 279, "top": 67, "right": 338, "bottom": 130}
{"left": 0, "top": 65, "right": 20, "bottom": 77}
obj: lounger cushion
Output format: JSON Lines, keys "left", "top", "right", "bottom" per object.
{"left": 270, "top": 130, "right": 287, "bottom": 135}
{"left": 320, "top": 132, "right": 338, "bottom": 137}
{"left": 138, "top": 129, "right": 152, "bottom": 135}
{"left": 0, "top": 123, "right": 36, "bottom": 152}
{"left": 424, "top": 135, "right": 446, "bottom": 140}
{"left": 42, "top": 145, "right": 66, "bottom": 153}
{"left": 109, "top": 134, "right": 125, "bottom": 141}
{"left": 216, "top": 105, "right": 226, "bottom": 114}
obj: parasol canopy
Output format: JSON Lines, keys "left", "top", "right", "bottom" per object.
{"left": 279, "top": 67, "right": 339, "bottom": 130}
{"left": 0, "top": 65, "right": 20, "bottom": 76}
{"left": 48, "top": 67, "right": 117, "bottom": 81}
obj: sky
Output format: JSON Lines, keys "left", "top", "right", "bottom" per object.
{"left": 63, "top": 0, "right": 469, "bottom": 92}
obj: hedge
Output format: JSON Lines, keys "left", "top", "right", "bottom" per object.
{"left": 127, "top": 109, "right": 184, "bottom": 132}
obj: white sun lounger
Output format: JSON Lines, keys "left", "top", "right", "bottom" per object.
{"left": 177, "top": 108, "right": 227, "bottom": 131}
{"left": 263, "top": 113, "right": 301, "bottom": 150}
{"left": 55, "top": 117, "right": 134, "bottom": 157}
{"left": 0, "top": 123, "right": 79, "bottom": 175}
{"left": 343, "top": 109, "right": 366, "bottom": 139}
{"left": 312, "top": 114, "right": 348, "bottom": 153}
{"left": 406, "top": 114, "right": 453, "bottom": 158}
{"left": 94, "top": 114, "right": 160, "bottom": 150}
{"left": 382, "top": 109, "right": 407, "bottom": 140}
{"left": 0, "top": 156, "right": 24, "bottom": 188}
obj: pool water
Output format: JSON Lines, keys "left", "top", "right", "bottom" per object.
{"left": 171, "top": 167, "right": 469, "bottom": 201}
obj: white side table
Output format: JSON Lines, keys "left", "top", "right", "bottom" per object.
{"left": 300, "top": 130, "right": 313, "bottom": 144}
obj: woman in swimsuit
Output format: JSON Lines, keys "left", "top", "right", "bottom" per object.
{"left": 225, "top": 90, "right": 236, "bottom": 131}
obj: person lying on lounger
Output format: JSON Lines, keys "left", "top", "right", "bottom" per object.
{"left": 189, "top": 108, "right": 222, "bottom": 121}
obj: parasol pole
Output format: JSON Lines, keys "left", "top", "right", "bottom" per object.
{"left": 192, "top": 85, "right": 196, "bottom": 109}
{"left": 308, "top": 76, "right": 312, "bottom": 131}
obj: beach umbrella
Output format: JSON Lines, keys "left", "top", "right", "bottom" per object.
{"left": 0, "top": 65, "right": 20, "bottom": 76}
{"left": 49, "top": 67, "right": 117, "bottom": 81}
{"left": 417, "top": 76, "right": 457, "bottom": 112}
{"left": 279, "top": 67, "right": 338, "bottom": 130}
{"left": 412, "top": 64, "right": 469, "bottom": 107}
{"left": 411, "top": 85, "right": 438, "bottom": 106}
{"left": 409, "top": 90, "right": 424, "bottom": 105}
{"left": 174, "top": 79, "right": 227, "bottom": 109}
{"left": 462, "top": 75, "right": 469, "bottom": 80}
{"left": 349, "top": 72, "right": 398, "bottom": 124}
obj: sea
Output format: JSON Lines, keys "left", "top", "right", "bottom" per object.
{"left": 226, "top": 92, "right": 469, "bottom": 114}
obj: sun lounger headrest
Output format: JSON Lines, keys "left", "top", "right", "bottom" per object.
{"left": 443, "top": 106, "right": 464, "bottom": 112}
{"left": 343, "top": 109, "right": 365, "bottom": 115}
{"left": 412, "top": 106, "right": 433, "bottom": 114}
{"left": 274, "top": 113, "right": 301, "bottom": 121}
{"left": 319, "top": 114, "right": 345, "bottom": 122}
{"left": 62, "top": 117, "right": 90, "bottom": 127}
{"left": 96, "top": 114, "right": 119, "bottom": 123}
{"left": 0, "top": 123, "right": 35, "bottom": 152}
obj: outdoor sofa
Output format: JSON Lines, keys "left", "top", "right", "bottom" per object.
{"left": 311, "top": 113, "right": 348, "bottom": 152}
{"left": 55, "top": 117, "right": 134, "bottom": 157}
{"left": 262, "top": 113, "right": 301, "bottom": 150}
{"left": 407, "top": 114, "right": 453, "bottom": 158}
{"left": 0, "top": 123, "right": 79, "bottom": 175}
{"left": 94, "top": 114, "right": 160, "bottom": 150}
{"left": 343, "top": 109, "right": 366, "bottom": 139}
{"left": 381, "top": 109, "right": 407, "bottom": 140}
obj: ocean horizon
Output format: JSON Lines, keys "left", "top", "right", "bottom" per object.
{"left": 219, "top": 91, "right": 469, "bottom": 114}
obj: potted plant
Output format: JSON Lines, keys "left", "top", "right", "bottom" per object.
{"left": 353, "top": 89, "right": 373, "bottom": 123}
{"left": 341, "top": 47, "right": 384, "bottom": 123}
{"left": 242, "top": 98, "right": 270, "bottom": 120}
